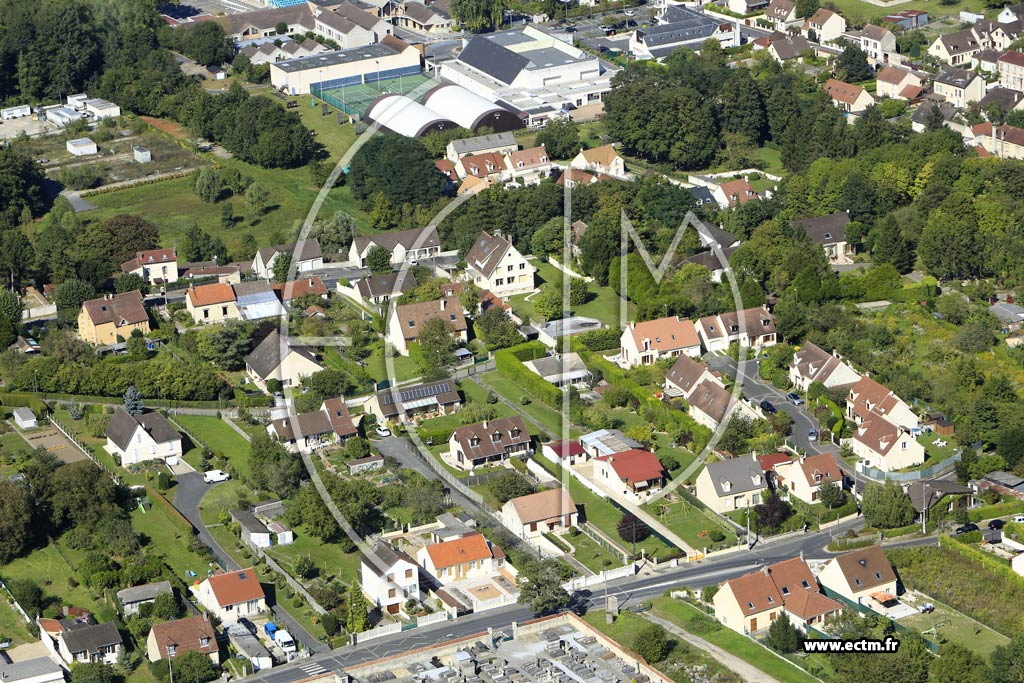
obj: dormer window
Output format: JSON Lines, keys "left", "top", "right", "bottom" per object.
{"left": 767, "top": 596, "right": 775, "bottom": 603}
{"left": 801, "top": 580, "right": 810, "bottom": 588}
{"left": 747, "top": 601, "right": 754, "bottom": 608}
{"left": 781, "top": 586, "right": 790, "bottom": 595}
{"left": 491, "top": 431, "right": 501, "bottom": 442}
{"left": 855, "top": 578, "right": 862, "bottom": 586}
{"left": 200, "top": 637, "right": 210, "bottom": 647}
{"left": 875, "top": 572, "right": 882, "bottom": 579}
{"left": 510, "top": 428, "right": 520, "bottom": 438}
{"left": 408, "top": 320, "right": 416, "bottom": 328}
{"left": 470, "top": 436, "right": 480, "bottom": 447}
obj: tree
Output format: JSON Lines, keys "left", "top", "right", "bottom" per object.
{"left": 0, "top": 290, "right": 22, "bottom": 350}
{"left": 170, "top": 651, "right": 218, "bottom": 683}
{"left": 474, "top": 308, "right": 522, "bottom": 350}
{"left": 754, "top": 493, "right": 792, "bottom": 531}
{"left": 70, "top": 663, "right": 115, "bottom": 683}
{"left": 100, "top": 215, "right": 160, "bottom": 268}
{"left": 309, "top": 211, "right": 356, "bottom": 254}
{"left": 0, "top": 480, "right": 34, "bottom": 564}
{"left": 517, "top": 560, "right": 571, "bottom": 615}
{"left": 870, "top": 216, "right": 914, "bottom": 273}
{"left": 568, "top": 277, "right": 589, "bottom": 306}
{"left": 535, "top": 118, "right": 580, "bottom": 160}
{"left": 918, "top": 208, "right": 981, "bottom": 279}
{"left": 194, "top": 168, "right": 223, "bottom": 203}
{"left": 294, "top": 555, "right": 317, "bottom": 579}
{"left": 487, "top": 472, "right": 535, "bottom": 503}
{"left": 124, "top": 385, "right": 145, "bottom": 415}
{"left": 861, "top": 481, "right": 916, "bottom": 529}
{"left": 533, "top": 285, "right": 563, "bottom": 321}
{"left": 348, "top": 135, "right": 446, "bottom": 209}
{"left": 0, "top": 148, "right": 47, "bottom": 228}
{"left": 416, "top": 317, "right": 457, "bottom": 381}
{"left": 765, "top": 612, "right": 800, "bottom": 653}
{"left": 835, "top": 44, "right": 872, "bottom": 82}
{"left": 347, "top": 582, "right": 370, "bottom": 633}
{"left": 632, "top": 623, "right": 669, "bottom": 663}
{"left": 175, "top": 21, "right": 233, "bottom": 66}
{"left": 179, "top": 224, "right": 228, "bottom": 263}
{"left": 987, "top": 634, "right": 1024, "bottom": 683}
{"left": 195, "top": 323, "right": 252, "bottom": 370}
{"left": 795, "top": 0, "right": 819, "bottom": 17}
{"left": 245, "top": 182, "right": 270, "bottom": 219}
{"left": 365, "top": 245, "right": 392, "bottom": 274}
{"left": 817, "top": 480, "right": 845, "bottom": 509}
{"left": 273, "top": 254, "right": 292, "bottom": 283}
{"left": 450, "top": 0, "right": 506, "bottom": 30}
{"left": 718, "top": 70, "right": 766, "bottom": 144}
{"left": 617, "top": 512, "right": 651, "bottom": 544}
{"left": 320, "top": 612, "right": 338, "bottom": 637}
{"left": 930, "top": 644, "right": 983, "bottom": 683}
{"left": 116, "top": 272, "right": 148, "bottom": 295}
{"left": 250, "top": 433, "right": 303, "bottom": 497}
{"left": 996, "top": 426, "right": 1024, "bottom": 469}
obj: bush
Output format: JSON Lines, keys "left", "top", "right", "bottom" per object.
{"left": 578, "top": 328, "right": 620, "bottom": 351}
{"left": 495, "top": 343, "right": 562, "bottom": 407}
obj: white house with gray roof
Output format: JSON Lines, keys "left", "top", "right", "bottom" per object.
{"left": 360, "top": 541, "right": 421, "bottom": 615}
{"left": 117, "top": 581, "right": 173, "bottom": 617}
{"left": 695, "top": 455, "right": 767, "bottom": 514}
{"left": 104, "top": 408, "right": 182, "bottom": 466}
{"left": 252, "top": 239, "right": 323, "bottom": 279}
{"left": 464, "top": 231, "right": 535, "bottom": 298}
{"left": 445, "top": 132, "right": 519, "bottom": 163}
{"left": 244, "top": 330, "right": 323, "bottom": 392}
{"left": 523, "top": 352, "right": 592, "bottom": 389}
{"left": 57, "top": 622, "right": 123, "bottom": 665}
{"left": 348, "top": 226, "right": 441, "bottom": 268}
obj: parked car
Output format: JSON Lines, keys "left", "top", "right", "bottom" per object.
{"left": 808, "top": 428, "right": 818, "bottom": 440}
{"left": 565, "top": 25, "right": 577, "bottom": 32}
{"left": 375, "top": 426, "right": 392, "bottom": 437}
{"left": 1013, "top": 514, "right": 1024, "bottom": 523}
{"left": 624, "top": 9, "right": 636, "bottom": 15}
{"left": 955, "top": 522, "right": 979, "bottom": 535}
{"left": 786, "top": 392, "right": 804, "bottom": 406}
{"left": 760, "top": 400, "right": 777, "bottom": 414}
{"left": 203, "top": 470, "right": 230, "bottom": 483}
{"left": 598, "top": 24, "right": 612, "bottom": 31}
{"left": 988, "top": 519, "right": 1005, "bottom": 530}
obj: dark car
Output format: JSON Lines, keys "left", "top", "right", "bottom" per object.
{"left": 760, "top": 400, "right": 777, "bottom": 414}
{"left": 988, "top": 519, "right": 1005, "bottom": 530}
{"left": 565, "top": 25, "right": 577, "bottom": 32}
{"left": 786, "top": 392, "right": 804, "bottom": 405}
{"left": 955, "top": 523, "right": 979, "bottom": 535}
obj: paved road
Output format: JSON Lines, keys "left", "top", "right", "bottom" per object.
{"left": 237, "top": 520, "right": 936, "bottom": 683}
{"left": 171, "top": 474, "right": 323, "bottom": 653}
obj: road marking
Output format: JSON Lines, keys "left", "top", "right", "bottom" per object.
{"left": 298, "top": 662, "right": 327, "bottom": 676}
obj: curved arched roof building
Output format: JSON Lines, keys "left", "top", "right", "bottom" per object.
{"left": 364, "top": 94, "right": 457, "bottom": 138}
{"left": 421, "top": 84, "right": 524, "bottom": 133}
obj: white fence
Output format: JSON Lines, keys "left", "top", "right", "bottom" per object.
{"left": 562, "top": 563, "right": 637, "bottom": 591}
{"left": 470, "top": 593, "right": 519, "bottom": 612}
{"left": 527, "top": 458, "right": 558, "bottom": 484}
{"left": 416, "top": 611, "right": 452, "bottom": 627}
{"left": 350, "top": 610, "right": 454, "bottom": 644}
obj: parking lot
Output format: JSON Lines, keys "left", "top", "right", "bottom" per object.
{"left": 0, "top": 115, "right": 57, "bottom": 140}
{"left": 545, "top": 3, "right": 660, "bottom": 52}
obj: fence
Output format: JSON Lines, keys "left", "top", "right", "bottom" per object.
{"left": 577, "top": 522, "right": 630, "bottom": 564}
{"left": 819, "top": 586, "right": 939, "bottom": 653}
{"left": 48, "top": 415, "right": 123, "bottom": 486}
{"left": 857, "top": 452, "right": 961, "bottom": 482}
{"left": 255, "top": 550, "right": 327, "bottom": 616}
{"left": 351, "top": 610, "right": 454, "bottom": 644}
{"left": 561, "top": 563, "right": 637, "bottom": 591}
{"left": 0, "top": 579, "right": 32, "bottom": 625}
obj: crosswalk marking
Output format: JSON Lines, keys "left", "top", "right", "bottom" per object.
{"left": 298, "top": 661, "right": 327, "bottom": 677}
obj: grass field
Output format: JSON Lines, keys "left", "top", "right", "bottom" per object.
{"left": 172, "top": 415, "right": 252, "bottom": 480}
{"left": 0, "top": 593, "right": 34, "bottom": 646}
{"left": 824, "top": 0, "right": 988, "bottom": 26}
{"left": 900, "top": 599, "right": 1009, "bottom": 658}
{"left": 131, "top": 502, "right": 213, "bottom": 583}
{"left": 651, "top": 598, "right": 821, "bottom": 683}
{"left": 648, "top": 500, "right": 736, "bottom": 553}
{"left": 477, "top": 372, "right": 580, "bottom": 439}
{"left": 0, "top": 542, "right": 112, "bottom": 621}
{"left": 508, "top": 261, "right": 631, "bottom": 330}
{"left": 563, "top": 529, "right": 622, "bottom": 572}
{"left": 266, "top": 530, "right": 362, "bottom": 586}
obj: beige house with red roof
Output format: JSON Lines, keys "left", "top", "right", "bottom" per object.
{"left": 146, "top": 615, "right": 218, "bottom": 663}
{"left": 773, "top": 453, "right": 843, "bottom": 504}
{"left": 78, "top": 291, "right": 150, "bottom": 346}
{"left": 817, "top": 545, "right": 897, "bottom": 605}
{"left": 712, "top": 178, "right": 760, "bottom": 207}
{"left": 417, "top": 532, "right": 505, "bottom": 582}
{"left": 802, "top": 8, "right": 846, "bottom": 43}
{"left": 696, "top": 306, "right": 777, "bottom": 353}
{"left": 501, "top": 488, "right": 577, "bottom": 539}
{"left": 593, "top": 449, "right": 666, "bottom": 503}
{"left": 618, "top": 316, "right": 700, "bottom": 368}
{"left": 456, "top": 151, "right": 506, "bottom": 180}
{"left": 824, "top": 78, "right": 875, "bottom": 113}
{"left": 464, "top": 231, "right": 535, "bottom": 299}
{"left": 387, "top": 296, "right": 468, "bottom": 355}
{"left": 194, "top": 568, "right": 266, "bottom": 625}
{"left": 843, "top": 376, "right": 923, "bottom": 471}
{"left": 121, "top": 247, "right": 179, "bottom": 286}
{"left": 998, "top": 51, "right": 1024, "bottom": 91}
{"left": 874, "top": 66, "right": 923, "bottom": 100}
{"left": 974, "top": 123, "right": 1024, "bottom": 160}
{"left": 714, "top": 557, "right": 842, "bottom": 634}
{"left": 505, "top": 146, "right": 553, "bottom": 184}
{"left": 186, "top": 283, "right": 239, "bottom": 324}
{"left": 570, "top": 144, "right": 625, "bottom": 178}
{"left": 444, "top": 416, "right": 531, "bottom": 471}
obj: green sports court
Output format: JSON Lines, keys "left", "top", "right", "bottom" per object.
{"left": 312, "top": 73, "right": 436, "bottom": 116}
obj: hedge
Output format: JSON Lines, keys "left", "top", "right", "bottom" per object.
{"left": 577, "top": 328, "right": 620, "bottom": 351}
{"left": 0, "top": 393, "right": 49, "bottom": 414}
{"left": 494, "top": 343, "right": 561, "bottom": 408}
{"left": 417, "top": 423, "right": 456, "bottom": 447}
{"left": 967, "top": 499, "right": 1024, "bottom": 522}
{"left": 939, "top": 535, "right": 1023, "bottom": 585}
{"left": 145, "top": 484, "right": 195, "bottom": 535}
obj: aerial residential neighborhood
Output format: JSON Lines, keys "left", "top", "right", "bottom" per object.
{"left": 2, "top": 0, "right": 1024, "bottom": 682}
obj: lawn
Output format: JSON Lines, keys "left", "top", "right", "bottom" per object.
{"left": 266, "top": 530, "right": 362, "bottom": 586}
{"left": 916, "top": 432, "right": 959, "bottom": 463}
{"left": 651, "top": 598, "right": 821, "bottom": 683}
{"left": 362, "top": 342, "right": 422, "bottom": 386}
{"left": 562, "top": 529, "right": 622, "bottom": 572}
{"left": 171, "top": 415, "right": 252, "bottom": 480}
{"left": 477, "top": 372, "right": 580, "bottom": 439}
{"left": 824, "top": 0, "right": 988, "bottom": 25}
{"left": 130, "top": 502, "right": 213, "bottom": 584}
{"left": 899, "top": 599, "right": 1009, "bottom": 658}
{"left": 196, "top": 479, "right": 252, "bottom": 526}
{"left": 647, "top": 500, "right": 736, "bottom": 553}
{"left": 0, "top": 593, "right": 34, "bottom": 646}
{"left": 0, "top": 542, "right": 111, "bottom": 621}
{"left": 508, "top": 261, "right": 630, "bottom": 330}
{"left": 266, "top": 91, "right": 358, "bottom": 162}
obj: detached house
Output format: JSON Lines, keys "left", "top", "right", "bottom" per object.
{"left": 593, "top": 449, "right": 667, "bottom": 503}
{"left": 802, "top": 8, "right": 846, "bottom": 43}
{"left": 789, "top": 341, "right": 860, "bottom": 392}
{"left": 465, "top": 231, "right": 535, "bottom": 299}
{"left": 695, "top": 455, "right": 766, "bottom": 514}
{"left": 121, "top": 248, "right": 178, "bottom": 286}
{"left": 104, "top": 407, "right": 182, "bottom": 466}
{"left": 844, "top": 376, "right": 923, "bottom": 471}
{"left": 365, "top": 379, "right": 462, "bottom": 423}
{"left": 773, "top": 453, "right": 843, "bottom": 504}
{"left": 817, "top": 545, "right": 898, "bottom": 605}
{"left": 763, "top": 0, "right": 799, "bottom": 31}
{"left": 194, "top": 568, "right": 266, "bottom": 626}
{"left": 57, "top": 622, "right": 123, "bottom": 665}
{"left": 444, "top": 416, "right": 531, "bottom": 471}
{"left": 824, "top": 78, "right": 875, "bottom": 114}
{"left": 505, "top": 146, "right": 553, "bottom": 185}
{"left": 570, "top": 145, "right": 625, "bottom": 178}
{"left": 117, "top": 581, "right": 172, "bottom": 617}
{"left": 349, "top": 226, "right": 441, "bottom": 268}
{"left": 928, "top": 28, "right": 982, "bottom": 66}
{"left": 664, "top": 354, "right": 719, "bottom": 399}
{"left": 974, "top": 123, "right": 1024, "bottom": 160}
{"left": 146, "top": 615, "right": 218, "bottom": 663}
{"left": 714, "top": 178, "right": 761, "bottom": 207}
{"left": 417, "top": 532, "right": 506, "bottom": 583}
{"left": 874, "top": 66, "right": 924, "bottom": 100}
{"left": 344, "top": 272, "right": 417, "bottom": 313}
{"left": 687, "top": 379, "right": 758, "bottom": 431}
{"left": 847, "top": 24, "right": 896, "bottom": 65}
{"left": 387, "top": 296, "right": 468, "bottom": 356}
{"left": 618, "top": 316, "right": 701, "bottom": 368}
{"left": 267, "top": 398, "right": 359, "bottom": 453}
{"left": 714, "top": 558, "right": 842, "bottom": 634}
{"left": 696, "top": 306, "right": 777, "bottom": 353}
{"left": 934, "top": 66, "right": 986, "bottom": 108}
{"left": 361, "top": 542, "right": 420, "bottom": 615}
{"left": 78, "top": 292, "right": 150, "bottom": 346}
{"left": 244, "top": 329, "right": 323, "bottom": 392}
{"left": 501, "top": 488, "right": 577, "bottom": 540}
{"left": 186, "top": 283, "right": 238, "bottom": 324}
{"left": 252, "top": 239, "right": 323, "bottom": 279}
{"left": 792, "top": 212, "right": 853, "bottom": 264}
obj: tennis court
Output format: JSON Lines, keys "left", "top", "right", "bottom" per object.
{"left": 314, "top": 73, "right": 436, "bottom": 116}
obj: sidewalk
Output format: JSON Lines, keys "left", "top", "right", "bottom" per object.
{"left": 644, "top": 614, "right": 783, "bottom": 683}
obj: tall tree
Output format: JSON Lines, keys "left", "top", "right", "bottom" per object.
{"left": 365, "top": 246, "right": 392, "bottom": 274}
{"left": 124, "top": 385, "right": 145, "bottom": 415}
{"left": 347, "top": 582, "right": 370, "bottom": 633}
{"left": 415, "top": 317, "right": 457, "bottom": 381}
{"left": 870, "top": 216, "right": 914, "bottom": 273}
{"left": 535, "top": 118, "right": 580, "bottom": 160}
{"left": 517, "top": 560, "right": 571, "bottom": 615}
{"left": 861, "top": 481, "right": 916, "bottom": 529}
{"left": 349, "top": 135, "right": 446, "bottom": 209}
{"left": 0, "top": 480, "right": 34, "bottom": 564}
{"left": 718, "top": 69, "right": 766, "bottom": 144}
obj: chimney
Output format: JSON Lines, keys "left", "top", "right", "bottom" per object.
{"left": 440, "top": 298, "right": 447, "bottom": 310}
{"left": 762, "top": 565, "right": 770, "bottom": 576}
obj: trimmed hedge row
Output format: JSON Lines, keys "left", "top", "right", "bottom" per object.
{"left": 940, "top": 535, "right": 1022, "bottom": 584}
{"left": 145, "top": 484, "right": 195, "bottom": 535}
{"left": 494, "top": 342, "right": 561, "bottom": 408}
{"left": 967, "top": 499, "right": 1024, "bottom": 522}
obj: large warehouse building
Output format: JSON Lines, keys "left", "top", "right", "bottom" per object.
{"left": 270, "top": 37, "right": 421, "bottom": 95}
{"left": 421, "top": 84, "right": 523, "bottom": 133}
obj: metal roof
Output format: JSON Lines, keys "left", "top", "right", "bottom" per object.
{"left": 273, "top": 43, "right": 398, "bottom": 73}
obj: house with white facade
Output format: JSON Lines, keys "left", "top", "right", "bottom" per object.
{"left": 789, "top": 341, "right": 860, "bottom": 392}
{"left": 244, "top": 330, "right": 323, "bottom": 392}
{"left": 501, "top": 488, "right": 577, "bottom": 540}
{"left": 387, "top": 296, "right": 468, "bottom": 356}
{"left": 773, "top": 453, "right": 844, "bottom": 505}
{"left": 934, "top": 66, "right": 986, "bottom": 108}
{"left": 695, "top": 455, "right": 766, "bottom": 514}
{"left": 361, "top": 542, "right": 421, "bottom": 615}
{"left": 121, "top": 248, "right": 179, "bottom": 286}
{"left": 846, "top": 24, "right": 897, "bottom": 66}
{"left": 349, "top": 226, "right": 442, "bottom": 268}
{"left": 763, "top": 0, "right": 799, "bottom": 31}
{"left": 417, "top": 532, "right": 506, "bottom": 583}
{"left": 267, "top": 398, "right": 358, "bottom": 453}
{"left": 444, "top": 416, "right": 531, "bottom": 471}
{"left": 252, "top": 240, "right": 323, "bottom": 279}
{"left": 57, "top": 623, "right": 123, "bottom": 666}
{"left": 570, "top": 145, "right": 625, "bottom": 178}
{"left": 618, "top": 316, "right": 701, "bottom": 368}
{"left": 104, "top": 408, "right": 182, "bottom": 466}
{"left": 802, "top": 8, "right": 846, "bottom": 43}
{"left": 874, "top": 66, "right": 924, "bottom": 100}
{"left": 843, "top": 376, "right": 924, "bottom": 471}
{"left": 696, "top": 306, "right": 777, "bottom": 353}
{"left": 816, "top": 545, "right": 898, "bottom": 605}
{"left": 194, "top": 568, "right": 266, "bottom": 626}
{"left": 593, "top": 449, "right": 667, "bottom": 503}
{"left": 465, "top": 231, "right": 535, "bottom": 298}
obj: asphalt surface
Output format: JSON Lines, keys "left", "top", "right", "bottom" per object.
{"left": 237, "top": 520, "right": 938, "bottom": 683}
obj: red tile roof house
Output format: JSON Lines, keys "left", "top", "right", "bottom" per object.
{"left": 593, "top": 449, "right": 667, "bottom": 503}
{"left": 194, "top": 568, "right": 266, "bottom": 626}
{"left": 824, "top": 78, "right": 875, "bottom": 114}
{"left": 618, "top": 316, "right": 701, "bottom": 368}
{"left": 146, "top": 615, "right": 219, "bottom": 663}
{"left": 773, "top": 452, "right": 844, "bottom": 504}
{"left": 843, "top": 376, "right": 924, "bottom": 472}
{"left": 386, "top": 296, "right": 468, "bottom": 356}
{"left": 713, "top": 557, "right": 843, "bottom": 634}
{"left": 541, "top": 440, "right": 587, "bottom": 467}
